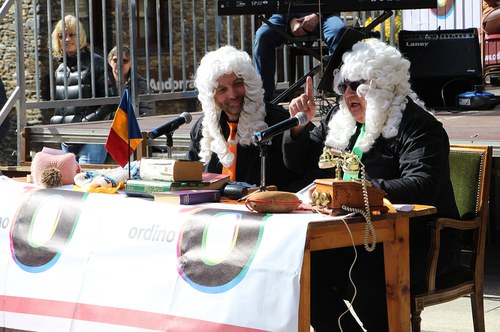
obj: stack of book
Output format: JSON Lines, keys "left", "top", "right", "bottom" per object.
{"left": 125, "top": 170, "right": 230, "bottom": 198}
{"left": 139, "top": 158, "right": 203, "bottom": 182}
{"left": 154, "top": 189, "right": 221, "bottom": 205}
{"left": 125, "top": 159, "right": 229, "bottom": 198}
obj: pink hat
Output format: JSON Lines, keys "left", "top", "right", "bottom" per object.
{"left": 31, "top": 147, "right": 81, "bottom": 186}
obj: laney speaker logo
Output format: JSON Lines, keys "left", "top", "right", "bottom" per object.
{"left": 405, "top": 41, "right": 429, "bottom": 47}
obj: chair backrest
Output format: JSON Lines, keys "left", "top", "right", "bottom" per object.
{"left": 449, "top": 145, "right": 492, "bottom": 221}
{"left": 411, "top": 144, "right": 492, "bottom": 332}
{"left": 449, "top": 145, "right": 492, "bottom": 272}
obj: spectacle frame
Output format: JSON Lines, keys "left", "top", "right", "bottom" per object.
{"left": 337, "top": 80, "right": 366, "bottom": 95}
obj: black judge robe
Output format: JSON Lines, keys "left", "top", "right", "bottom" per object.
{"left": 186, "top": 104, "right": 306, "bottom": 192}
{"left": 283, "top": 97, "right": 461, "bottom": 332}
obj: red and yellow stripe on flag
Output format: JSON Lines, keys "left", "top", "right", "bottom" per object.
{"left": 105, "top": 89, "right": 143, "bottom": 167}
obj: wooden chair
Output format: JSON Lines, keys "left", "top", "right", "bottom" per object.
{"left": 411, "top": 144, "right": 493, "bottom": 332}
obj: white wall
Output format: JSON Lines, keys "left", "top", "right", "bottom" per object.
{"left": 402, "top": 0, "right": 481, "bottom": 31}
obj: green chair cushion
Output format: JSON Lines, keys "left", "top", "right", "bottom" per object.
{"left": 449, "top": 152, "right": 482, "bottom": 220}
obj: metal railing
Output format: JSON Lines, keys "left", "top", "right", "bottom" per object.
{"left": 3, "top": 1, "right": 478, "bottom": 165}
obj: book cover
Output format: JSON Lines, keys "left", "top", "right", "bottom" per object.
{"left": 154, "top": 189, "right": 221, "bottom": 205}
{"left": 202, "top": 172, "right": 230, "bottom": 190}
{"left": 125, "top": 179, "right": 207, "bottom": 197}
{"left": 140, "top": 158, "right": 203, "bottom": 182}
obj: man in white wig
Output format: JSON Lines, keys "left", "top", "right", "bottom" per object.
{"left": 187, "top": 45, "right": 303, "bottom": 191}
{"left": 283, "top": 38, "right": 461, "bottom": 331}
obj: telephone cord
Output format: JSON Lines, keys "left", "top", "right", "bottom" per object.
{"left": 341, "top": 161, "right": 377, "bottom": 252}
{"left": 337, "top": 216, "right": 359, "bottom": 332}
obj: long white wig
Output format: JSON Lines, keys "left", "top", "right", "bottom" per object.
{"left": 325, "top": 38, "right": 428, "bottom": 152}
{"left": 194, "top": 45, "right": 267, "bottom": 167}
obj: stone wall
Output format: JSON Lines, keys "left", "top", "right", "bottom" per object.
{"left": 0, "top": 0, "right": 39, "bottom": 166}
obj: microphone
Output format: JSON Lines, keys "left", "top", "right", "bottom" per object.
{"left": 253, "top": 112, "right": 308, "bottom": 143}
{"left": 147, "top": 112, "right": 192, "bottom": 139}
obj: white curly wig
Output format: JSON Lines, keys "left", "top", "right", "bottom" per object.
{"left": 194, "top": 45, "right": 268, "bottom": 167}
{"left": 325, "top": 38, "right": 428, "bottom": 152}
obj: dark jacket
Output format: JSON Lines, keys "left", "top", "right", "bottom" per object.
{"left": 187, "top": 104, "right": 305, "bottom": 192}
{"left": 285, "top": 99, "right": 458, "bottom": 216}
{"left": 50, "top": 50, "right": 117, "bottom": 124}
{"left": 124, "top": 74, "right": 155, "bottom": 117}
{"left": 283, "top": 98, "right": 460, "bottom": 282}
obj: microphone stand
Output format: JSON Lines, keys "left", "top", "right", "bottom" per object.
{"left": 165, "top": 133, "right": 173, "bottom": 159}
{"left": 237, "top": 140, "right": 270, "bottom": 202}
{"left": 258, "top": 141, "right": 269, "bottom": 191}
{"left": 236, "top": 140, "right": 270, "bottom": 202}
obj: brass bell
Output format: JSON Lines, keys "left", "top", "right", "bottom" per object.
{"left": 312, "top": 190, "right": 320, "bottom": 205}
{"left": 312, "top": 190, "right": 331, "bottom": 207}
{"left": 344, "top": 151, "right": 360, "bottom": 170}
{"left": 319, "top": 192, "right": 331, "bottom": 207}
{"left": 342, "top": 152, "right": 360, "bottom": 179}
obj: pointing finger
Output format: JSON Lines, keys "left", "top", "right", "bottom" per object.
{"left": 305, "top": 76, "right": 314, "bottom": 99}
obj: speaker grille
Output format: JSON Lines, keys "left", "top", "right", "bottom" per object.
{"left": 399, "top": 28, "right": 482, "bottom": 109}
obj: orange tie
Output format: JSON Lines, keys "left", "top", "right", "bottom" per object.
{"left": 222, "top": 122, "right": 238, "bottom": 181}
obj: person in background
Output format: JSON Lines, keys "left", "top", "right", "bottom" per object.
{"left": 50, "top": 14, "right": 117, "bottom": 164}
{"left": 108, "top": 45, "right": 155, "bottom": 117}
{"left": 186, "top": 45, "right": 304, "bottom": 191}
{"left": 253, "top": 12, "right": 346, "bottom": 102}
{"left": 283, "top": 38, "right": 461, "bottom": 331}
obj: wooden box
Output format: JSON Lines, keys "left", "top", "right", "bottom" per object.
{"left": 313, "top": 178, "right": 387, "bottom": 215}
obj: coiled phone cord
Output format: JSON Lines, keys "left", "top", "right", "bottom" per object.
{"left": 341, "top": 161, "right": 377, "bottom": 252}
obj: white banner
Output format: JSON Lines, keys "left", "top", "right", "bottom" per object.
{"left": 0, "top": 176, "right": 332, "bottom": 332}
{"left": 402, "top": 0, "right": 481, "bottom": 31}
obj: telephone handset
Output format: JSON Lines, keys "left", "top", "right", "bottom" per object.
{"left": 312, "top": 147, "right": 388, "bottom": 251}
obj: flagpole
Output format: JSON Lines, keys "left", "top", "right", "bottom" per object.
{"left": 127, "top": 88, "right": 132, "bottom": 180}
{"left": 128, "top": 135, "right": 131, "bottom": 180}
{"left": 105, "top": 87, "right": 143, "bottom": 174}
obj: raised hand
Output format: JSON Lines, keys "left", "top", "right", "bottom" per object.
{"left": 289, "top": 75, "right": 316, "bottom": 122}
{"left": 288, "top": 76, "right": 316, "bottom": 138}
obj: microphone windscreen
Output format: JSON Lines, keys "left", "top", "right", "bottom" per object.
{"left": 181, "top": 112, "right": 192, "bottom": 124}
{"left": 296, "top": 112, "right": 308, "bottom": 126}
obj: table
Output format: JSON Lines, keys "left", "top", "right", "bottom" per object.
{"left": 0, "top": 177, "right": 317, "bottom": 331}
{"left": 0, "top": 176, "right": 435, "bottom": 331}
{"left": 298, "top": 205, "right": 436, "bottom": 332}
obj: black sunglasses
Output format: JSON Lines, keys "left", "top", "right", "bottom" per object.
{"left": 337, "top": 80, "right": 366, "bottom": 95}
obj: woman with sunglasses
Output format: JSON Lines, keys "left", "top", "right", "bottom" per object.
{"left": 283, "top": 38, "right": 461, "bottom": 331}
{"left": 50, "top": 15, "right": 117, "bottom": 164}
{"left": 108, "top": 45, "right": 154, "bottom": 117}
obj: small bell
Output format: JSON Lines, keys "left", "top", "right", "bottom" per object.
{"left": 342, "top": 152, "right": 360, "bottom": 179}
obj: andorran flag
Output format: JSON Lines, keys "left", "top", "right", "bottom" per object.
{"left": 105, "top": 89, "right": 143, "bottom": 167}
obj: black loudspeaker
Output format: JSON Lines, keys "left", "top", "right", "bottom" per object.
{"left": 399, "top": 28, "right": 482, "bottom": 109}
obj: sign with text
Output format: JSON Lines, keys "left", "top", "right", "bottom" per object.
{"left": 0, "top": 176, "right": 329, "bottom": 332}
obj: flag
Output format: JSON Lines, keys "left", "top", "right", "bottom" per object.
{"left": 105, "top": 89, "right": 143, "bottom": 167}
